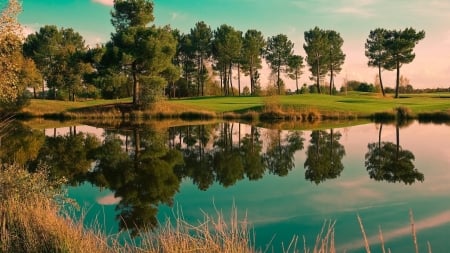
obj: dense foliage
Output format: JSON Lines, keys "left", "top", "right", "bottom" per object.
{"left": 0, "top": 0, "right": 433, "bottom": 114}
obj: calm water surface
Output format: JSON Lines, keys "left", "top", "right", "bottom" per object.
{"left": 4, "top": 120, "right": 450, "bottom": 252}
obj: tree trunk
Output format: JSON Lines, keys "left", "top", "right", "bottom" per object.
{"left": 277, "top": 65, "right": 281, "bottom": 95}
{"left": 295, "top": 72, "right": 299, "bottom": 94}
{"left": 249, "top": 65, "right": 254, "bottom": 95}
{"left": 396, "top": 124, "right": 400, "bottom": 161}
{"left": 132, "top": 62, "right": 139, "bottom": 106}
{"left": 395, "top": 60, "right": 400, "bottom": 98}
{"left": 329, "top": 65, "right": 334, "bottom": 95}
{"left": 378, "top": 63, "right": 386, "bottom": 97}
{"left": 229, "top": 63, "right": 234, "bottom": 96}
{"left": 237, "top": 62, "right": 241, "bottom": 96}
{"left": 316, "top": 57, "right": 321, "bottom": 94}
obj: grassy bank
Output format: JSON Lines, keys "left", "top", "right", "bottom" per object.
{"left": 18, "top": 92, "right": 450, "bottom": 122}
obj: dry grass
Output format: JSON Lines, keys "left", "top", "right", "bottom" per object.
{"left": 356, "top": 211, "right": 432, "bottom": 253}
{"left": 0, "top": 164, "right": 123, "bottom": 253}
{"left": 142, "top": 206, "right": 253, "bottom": 253}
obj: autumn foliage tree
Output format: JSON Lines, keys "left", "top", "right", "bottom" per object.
{"left": 0, "top": 0, "right": 22, "bottom": 105}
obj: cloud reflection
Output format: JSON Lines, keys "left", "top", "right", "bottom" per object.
{"left": 97, "top": 194, "right": 121, "bottom": 205}
{"left": 339, "top": 210, "right": 450, "bottom": 251}
{"left": 92, "top": 0, "right": 113, "bottom": 6}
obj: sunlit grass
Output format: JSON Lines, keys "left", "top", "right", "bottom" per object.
{"left": 20, "top": 93, "right": 450, "bottom": 120}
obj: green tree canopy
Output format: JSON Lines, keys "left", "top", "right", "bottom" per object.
{"left": 304, "top": 27, "right": 329, "bottom": 94}
{"left": 265, "top": 34, "right": 294, "bottom": 95}
{"left": 23, "top": 25, "right": 89, "bottom": 100}
{"left": 241, "top": 29, "right": 266, "bottom": 95}
{"left": 287, "top": 54, "right": 304, "bottom": 94}
{"left": 189, "top": 21, "right": 212, "bottom": 96}
{"left": 383, "top": 28, "right": 425, "bottom": 98}
{"left": 212, "top": 24, "right": 242, "bottom": 96}
{"left": 325, "top": 30, "right": 345, "bottom": 95}
{"left": 106, "top": 0, "right": 177, "bottom": 107}
{"left": 365, "top": 28, "right": 388, "bottom": 96}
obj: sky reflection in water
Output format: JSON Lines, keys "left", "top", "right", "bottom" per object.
{"left": 61, "top": 121, "right": 450, "bottom": 252}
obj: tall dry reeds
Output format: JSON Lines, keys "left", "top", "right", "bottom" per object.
{"left": 0, "top": 164, "right": 123, "bottom": 253}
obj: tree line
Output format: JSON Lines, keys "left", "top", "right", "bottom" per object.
{"left": 0, "top": 0, "right": 426, "bottom": 112}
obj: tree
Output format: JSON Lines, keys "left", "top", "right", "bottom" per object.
{"left": 287, "top": 54, "right": 304, "bottom": 94}
{"left": 265, "top": 34, "right": 294, "bottom": 95}
{"left": 107, "top": 0, "right": 177, "bottom": 107}
{"left": 19, "top": 57, "right": 43, "bottom": 99}
{"left": 383, "top": 28, "right": 425, "bottom": 98}
{"left": 0, "top": 0, "right": 22, "bottom": 105}
{"left": 24, "top": 26, "right": 89, "bottom": 100}
{"left": 325, "top": 30, "right": 345, "bottom": 95}
{"left": 173, "top": 31, "right": 197, "bottom": 96}
{"left": 189, "top": 21, "right": 212, "bottom": 96}
{"left": 241, "top": 29, "right": 266, "bottom": 95}
{"left": 304, "top": 27, "right": 328, "bottom": 94}
{"left": 365, "top": 28, "right": 388, "bottom": 96}
{"left": 161, "top": 64, "right": 181, "bottom": 98}
{"left": 212, "top": 24, "right": 242, "bottom": 96}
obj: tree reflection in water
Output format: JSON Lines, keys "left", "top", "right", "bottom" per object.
{"left": 7, "top": 121, "right": 426, "bottom": 237}
{"left": 89, "top": 127, "right": 183, "bottom": 236}
{"left": 365, "top": 123, "right": 424, "bottom": 184}
{"left": 304, "top": 129, "right": 345, "bottom": 184}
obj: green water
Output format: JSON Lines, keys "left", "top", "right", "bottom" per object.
{"left": 3, "top": 120, "right": 449, "bottom": 252}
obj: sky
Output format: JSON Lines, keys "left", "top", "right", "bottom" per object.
{"left": 15, "top": 0, "right": 450, "bottom": 90}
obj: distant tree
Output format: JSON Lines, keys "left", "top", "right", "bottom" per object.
{"left": 383, "top": 28, "right": 425, "bottom": 98}
{"left": 107, "top": 0, "right": 177, "bottom": 107}
{"left": 325, "top": 30, "right": 345, "bottom": 95}
{"left": 0, "top": 0, "right": 23, "bottom": 106}
{"left": 241, "top": 29, "right": 266, "bottom": 95}
{"left": 212, "top": 24, "right": 242, "bottom": 96}
{"left": 172, "top": 30, "right": 193, "bottom": 96}
{"left": 365, "top": 28, "right": 388, "bottom": 96}
{"left": 161, "top": 64, "right": 181, "bottom": 98}
{"left": 304, "top": 27, "right": 328, "bottom": 94}
{"left": 287, "top": 55, "right": 304, "bottom": 94}
{"left": 24, "top": 26, "right": 89, "bottom": 101}
{"left": 189, "top": 21, "right": 212, "bottom": 96}
{"left": 19, "top": 57, "right": 43, "bottom": 99}
{"left": 265, "top": 34, "right": 294, "bottom": 95}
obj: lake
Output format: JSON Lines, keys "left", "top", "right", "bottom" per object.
{"left": 2, "top": 120, "right": 449, "bottom": 252}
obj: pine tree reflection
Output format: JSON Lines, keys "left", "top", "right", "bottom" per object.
{"left": 304, "top": 129, "right": 345, "bottom": 184}
{"left": 89, "top": 127, "right": 183, "bottom": 236}
{"left": 365, "top": 123, "right": 424, "bottom": 184}
{"left": 264, "top": 129, "right": 304, "bottom": 176}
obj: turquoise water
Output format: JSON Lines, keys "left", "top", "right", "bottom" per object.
{"left": 60, "top": 121, "right": 450, "bottom": 252}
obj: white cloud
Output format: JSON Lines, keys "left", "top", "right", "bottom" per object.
{"left": 171, "top": 12, "right": 179, "bottom": 21}
{"left": 334, "top": 6, "right": 373, "bottom": 17}
{"left": 92, "top": 0, "right": 114, "bottom": 7}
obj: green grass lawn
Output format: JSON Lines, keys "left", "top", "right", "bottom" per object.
{"left": 20, "top": 92, "right": 450, "bottom": 118}
{"left": 170, "top": 92, "right": 450, "bottom": 116}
